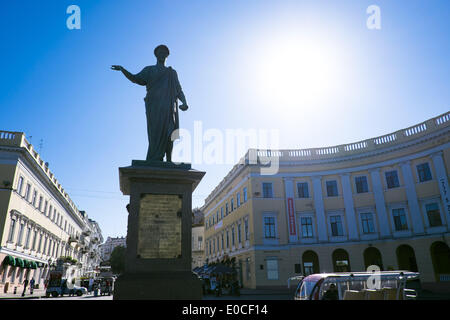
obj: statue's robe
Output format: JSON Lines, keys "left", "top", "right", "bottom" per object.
{"left": 134, "top": 65, "right": 182, "bottom": 161}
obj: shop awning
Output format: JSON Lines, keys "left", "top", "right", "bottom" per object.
{"left": 15, "top": 258, "right": 24, "bottom": 268}
{"left": 30, "top": 261, "right": 37, "bottom": 269}
{"left": 2, "top": 255, "right": 16, "bottom": 267}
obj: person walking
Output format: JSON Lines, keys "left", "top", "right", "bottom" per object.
{"left": 22, "top": 278, "right": 29, "bottom": 297}
{"left": 29, "top": 278, "right": 35, "bottom": 295}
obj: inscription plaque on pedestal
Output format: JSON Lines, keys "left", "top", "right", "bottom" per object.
{"left": 138, "top": 194, "right": 182, "bottom": 259}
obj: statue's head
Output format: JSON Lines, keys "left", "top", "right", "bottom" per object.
{"left": 154, "top": 45, "right": 170, "bottom": 61}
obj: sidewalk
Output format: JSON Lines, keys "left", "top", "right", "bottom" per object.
{"left": 0, "top": 289, "right": 45, "bottom": 299}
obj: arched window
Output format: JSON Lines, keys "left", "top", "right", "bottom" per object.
{"left": 332, "top": 249, "right": 351, "bottom": 272}
{"left": 430, "top": 241, "right": 450, "bottom": 282}
{"left": 396, "top": 244, "right": 418, "bottom": 272}
{"left": 302, "top": 250, "right": 320, "bottom": 275}
{"left": 363, "top": 247, "right": 384, "bottom": 271}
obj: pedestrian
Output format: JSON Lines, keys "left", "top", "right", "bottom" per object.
{"left": 22, "top": 278, "right": 29, "bottom": 297}
{"left": 29, "top": 278, "right": 35, "bottom": 294}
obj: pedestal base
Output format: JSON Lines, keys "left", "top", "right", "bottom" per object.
{"left": 113, "top": 271, "right": 202, "bottom": 300}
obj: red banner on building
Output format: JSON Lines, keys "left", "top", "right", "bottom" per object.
{"left": 287, "top": 197, "right": 296, "bottom": 236}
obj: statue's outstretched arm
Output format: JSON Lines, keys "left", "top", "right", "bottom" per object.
{"left": 111, "top": 65, "right": 146, "bottom": 86}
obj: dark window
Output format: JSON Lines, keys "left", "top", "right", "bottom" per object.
{"left": 355, "top": 176, "right": 369, "bottom": 193}
{"left": 263, "top": 183, "right": 273, "bottom": 198}
{"left": 297, "top": 182, "right": 309, "bottom": 198}
{"left": 330, "top": 215, "right": 344, "bottom": 236}
{"left": 361, "top": 213, "right": 375, "bottom": 234}
{"left": 294, "top": 264, "right": 302, "bottom": 274}
{"left": 244, "top": 219, "right": 249, "bottom": 241}
{"left": 326, "top": 181, "right": 338, "bottom": 197}
{"left": 417, "top": 163, "right": 432, "bottom": 182}
{"left": 264, "top": 217, "right": 276, "bottom": 238}
{"left": 237, "top": 193, "right": 241, "bottom": 207}
{"left": 385, "top": 171, "right": 400, "bottom": 189}
{"left": 243, "top": 187, "right": 248, "bottom": 202}
{"left": 426, "top": 203, "right": 442, "bottom": 227}
{"left": 301, "top": 217, "right": 313, "bottom": 238}
{"left": 392, "top": 208, "right": 408, "bottom": 231}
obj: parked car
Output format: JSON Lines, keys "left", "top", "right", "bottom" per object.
{"left": 293, "top": 271, "right": 419, "bottom": 300}
{"left": 46, "top": 279, "right": 88, "bottom": 298}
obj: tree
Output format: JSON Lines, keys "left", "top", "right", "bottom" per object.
{"left": 110, "top": 246, "right": 126, "bottom": 275}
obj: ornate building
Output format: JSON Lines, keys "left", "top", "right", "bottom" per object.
{"left": 99, "top": 236, "right": 126, "bottom": 262}
{"left": 192, "top": 208, "right": 204, "bottom": 269}
{"left": 202, "top": 112, "right": 450, "bottom": 292}
{"left": 0, "top": 131, "right": 103, "bottom": 294}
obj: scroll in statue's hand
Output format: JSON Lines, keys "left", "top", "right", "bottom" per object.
{"left": 179, "top": 104, "right": 188, "bottom": 111}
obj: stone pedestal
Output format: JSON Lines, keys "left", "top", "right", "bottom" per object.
{"left": 113, "top": 161, "right": 205, "bottom": 300}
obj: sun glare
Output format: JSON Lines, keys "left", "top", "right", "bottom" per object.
{"left": 254, "top": 35, "right": 342, "bottom": 108}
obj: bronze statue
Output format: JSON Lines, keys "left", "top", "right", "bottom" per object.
{"left": 112, "top": 45, "right": 188, "bottom": 162}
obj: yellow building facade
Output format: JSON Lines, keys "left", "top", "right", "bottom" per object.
{"left": 202, "top": 112, "right": 450, "bottom": 292}
{"left": 0, "top": 131, "right": 101, "bottom": 294}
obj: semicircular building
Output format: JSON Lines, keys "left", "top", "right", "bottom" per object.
{"left": 202, "top": 111, "right": 450, "bottom": 292}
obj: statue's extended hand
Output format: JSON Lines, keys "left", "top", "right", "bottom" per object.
{"left": 111, "top": 65, "right": 123, "bottom": 71}
{"left": 179, "top": 104, "right": 188, "bottom": 111}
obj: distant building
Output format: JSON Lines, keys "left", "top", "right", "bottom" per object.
{"left": 192, "top": 208, "right": 204, "bottom": 269}
{"left": 0, "top": 131, "right": 103, "bottom": 294}
{"left": 202, "top": 112, "right": 450, "bottom": 291}
{"left": 100, "top": 236, "right": 126, "bottom": 262}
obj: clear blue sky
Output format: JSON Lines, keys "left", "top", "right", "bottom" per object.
{"left": 1, "top": 0, "right": 449, "bottom": 239}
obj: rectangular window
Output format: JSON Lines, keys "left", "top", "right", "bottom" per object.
{"left": 32, "top": 230, "right": 37, "bottom": 250}
{"left": 244, "top": 219, "right": 249, "bottom": 241}
{"left": 48, "top": 205, "right": 52, "bottom": 218}
{"left": 16, "top": 176, "right": 24, "bottom": 195}
{"left": 37, "top": 234, "right": 42, "bottom": 253}
{"left": 226, "top": 203, "right": 229, "bottom": 215}
{"left": 43, "top": 200, "right": 48, "bottom": 215}
{"left": 25, "top": 227, "right": 31, "bottom": 248}
{"left": 262, "top": 183, "right": 273, "bottom": 198}
{"left": 38, "top": 196, "right": 43, "bottom": 211}
{"left": 238, "top": 223, "right": 242, "bottom": 243}
{"left": 297, "top": 182, "right": 309, "bottom": 198}
{"left": 243, "top": 187, "right": 248, "bottom": 202}
{"left": 301, "top": 217, "right": 314, "bottom": 238}
{"left": 220, "top": 207, "right": 223, "bottom": 220}
{"left": 355, "top": 176, "right": 369, "bottom": 193}
{"left": 17, "top": 223, "right": 24, "bottom": 246}
{"left": 221, "top": 233, "right": 224, "bottom": 250}
{"left": 32, "top": 190, "right": 37, "bottom": 206}
{"left": 326, "top": 181, "right": 338, "bottom": 197}
{"left": 231, "top": 199, "right": 234, "bottom": 211}
{"left": 361, "top": 213, "right": 375, "bottom": 234}
{"left": 417, "top": 163, "right": 432, "bottom": 182}
{"left": 226, "top": 231, "right": 229, "bottom": 248}
{"left": 25, "top": 184, "right": 31, "bottom": 201}
{"left": 330, "top": 215, "right": 344, "bottom": 236}
{"left": 237, "top": 193, "right": 241, "bottom": 207}
{"left": 266, "top": 258, "right": 279, "bottom": 280}
{"left": 216, "top": 211, "right": 219, "bottom": 222}
{"left": 426, "top": 203, "right": 442, "bottom": 227}
{"left": 264, "top": 216, "right": 276, "bottom": 239}
{"left": 232, "top": 227, "right": 235, "bottom": 246}
{"left": 8, "top": 219, "right": 16, "bottom": 242}
{"left": 385, "top": 171, "right": 400, "bottom": 189}
{"left": 392, "top": 208, "right": 408, "bottom": 231}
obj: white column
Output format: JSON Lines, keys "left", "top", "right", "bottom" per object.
{"left": 400, "top": 161, "right": 425, "bottom": 234}
{"left": 369, "top": 169, "right": 391, "bottom": 238}
{"left": 340, "top": 173, "right": 359, "bottom": 240}
{"left": 432, "top": 151, "right": 450, "bottom": 229}
{"left": 312, "top": 176, "right": 328, "bottom": 242}
{"left": 283, "top": 178, "right": 298, "bottom": 243}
